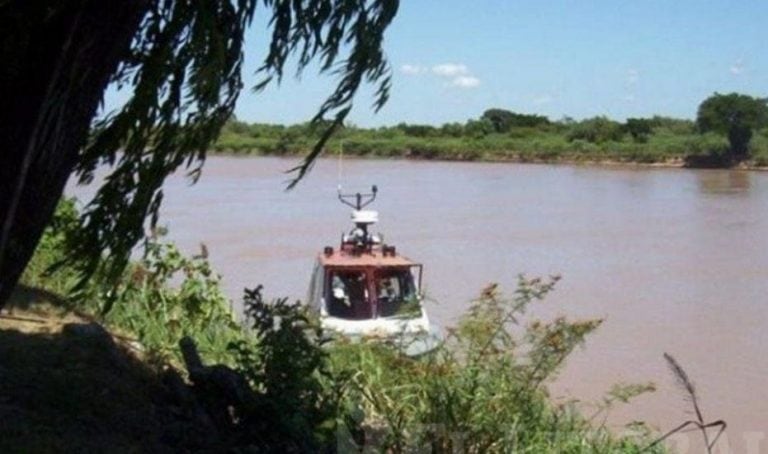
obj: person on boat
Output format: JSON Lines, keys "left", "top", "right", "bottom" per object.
{"left": 329, "top": 271, "right": 370, "bottom": 319}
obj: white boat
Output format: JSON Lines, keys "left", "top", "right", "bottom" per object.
{"left": 306, "top": 186, "right": 441, "bottom": 356}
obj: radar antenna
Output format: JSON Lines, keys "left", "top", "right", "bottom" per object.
{"left": 337, "top": 185, "right": 377, "bottom": 210}
{"left": 338, "top": 185, "right": 380, "bottom": 252}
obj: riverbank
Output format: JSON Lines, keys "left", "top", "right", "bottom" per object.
{"left": 1, "top": 199, "right": 667, "bottom": 452}
{"left": 213, "top": 118, "right": 768, "bottom": 169}
{"left": 211, "top": 146, "right": 768, "bottom": 172}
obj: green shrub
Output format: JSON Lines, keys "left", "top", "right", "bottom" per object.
{"left": 624, "top": 118, "right": 653, "bottom": 143}
{"left": 103, "top": 237, "right": 245, "bottom": 365}
{"left": 646, "top": 133, "right": 690, "bottom": 157}
{"left": 683, "top": 133, "right": 731, "bottom": 167}
{"left": 749, "top": 133, "right": 768, "bottom": 165}
{"left": 22, "top": 200, "right": 247, "bottom": 366}
{"left": 397, "top": 123, "right": 439, "bottom": 138}
{"left": 569, "top": 139, "right": 601, "bottom": 156}
{"left": 328, "top": 277, "right": 662, "bottom": 452}
{"left": 567, "top": 117, "right": 625, "bottom": 144}
{"left": 227, "top": 287, "right": 344, "bottom": 451}
{"left": 20, "top": 198, "right": 81, "bottom": 295}
{"left": 649, "top": 116, "right": 696, "bottom": 135}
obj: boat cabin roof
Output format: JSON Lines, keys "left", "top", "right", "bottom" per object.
{"left": 318, "top": 248, "right": 419, "bottom": 268}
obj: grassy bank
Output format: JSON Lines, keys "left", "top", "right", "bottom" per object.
{"left": 213, "top": 116, "right": 768, "bottom": 168}
{"left": 3, "top": 199, "right": 666, "bottom": 452}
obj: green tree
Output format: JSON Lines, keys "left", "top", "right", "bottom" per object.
{"left": 567, "top": 116, "right": 624, "bottom": 144}
{"left": 624, "top": 118, "right": 653, "bottom": 143}
{"left": 397, "top": 123, "right": 438, "bottom": 137}
{"left": 0, "top": 0, "right": 398, "bottom": 308}
{"left": 482, "top": 108, "right": 516, "bottom": 133}
{"left": 648, "top": 116, "right": 695, "bottom": 135}
{"left": 439, "top": 122, "right": 465, "bottom": 138}
{"left": 696, "top": 93, "right": 768, "bottom": 161}
{"left": 464, "top": 118, "right": 495, "bottom": 138}
{"left": 481, "top": 108, "right": 549, "bottom": 133}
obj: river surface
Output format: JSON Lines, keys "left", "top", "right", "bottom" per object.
{"left": 70, "top": 156, "right": 768, "bottom": 451}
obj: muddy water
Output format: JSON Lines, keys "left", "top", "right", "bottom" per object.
{"left": 71, "top": 156, "right": 768, "bottom": 451}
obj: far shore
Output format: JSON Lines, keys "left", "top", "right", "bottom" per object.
{"left": 210, "top": 148, "right": 768, "bottom": 172}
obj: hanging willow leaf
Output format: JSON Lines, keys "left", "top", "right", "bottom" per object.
{"left": 63, "top": 0, "right": 399, "bottom": 305}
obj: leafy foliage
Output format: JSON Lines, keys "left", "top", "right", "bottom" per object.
{"left": 213, "top": 111, "right": 768, "bottom": 166}
{"left": 20, "top": 198, "right": 81, "bottom": 296}
{"left": 103, "top": 237, "right": 243, "bottom": 364}
{"left": 482, "top": 108, "right": 550, "bottom": 133}
{"left": 624, "top": 118, "right": 653, "bottom": 143}
{"left": 22, "top": 200, "right": 246, "bottom": 366}
{"left": 567, "top": 116, "right": 624, "bottom": 144}
{"left": 329, "top": 277, "right": 661, "bottom": 452}
{"left": 697, "top": 93, "right": 768, "bottom": 161}
{"left": 228, "top": 286, "right": 345, "bottom": 451}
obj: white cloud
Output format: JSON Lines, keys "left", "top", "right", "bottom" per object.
{"left": 730, "top": 59, "right": 745, "bottom": 75}
{"left": 626, "top": 69, "right": 639, "bottom": 85}
{"left": 400, "top": 64, "right": 426, "bottom": 75}
{"left": 450, "top": 76, "right": 480, "bottom": 88}
{"left": 624, "top": 94, "right": 636, "bottom": 103}
{"left": 432, "top": 63, "right": 469, "bottom": 77}
{"left": 532, "top": 94, "right": 553, "bottom": 105}
{"left": 402, "top": 62, "right": 480, "bottom": 89}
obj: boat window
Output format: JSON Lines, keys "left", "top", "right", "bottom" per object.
{"left": 326, "top": 270, "right": 372, "bottom": 320}
{"left": 376, "top": 268, "right": 420, "bottom": 318}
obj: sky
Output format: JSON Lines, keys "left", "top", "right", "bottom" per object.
{"left": 108, "top": 1, "right": 768, "bottom": 127}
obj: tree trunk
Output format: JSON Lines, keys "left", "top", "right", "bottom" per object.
{"left": 0, "top": 1, "right": 149, "bottom": 306}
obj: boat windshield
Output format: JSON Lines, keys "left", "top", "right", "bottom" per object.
{"left": 376, "top": 268, "right": 420, "bottom": 318}
{"left": 325, "top": 266, "right": 422, "bottom": 320}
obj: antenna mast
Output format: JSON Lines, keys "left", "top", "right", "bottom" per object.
{"left": 338, "top": 185, "right": 379, "bottom": 252}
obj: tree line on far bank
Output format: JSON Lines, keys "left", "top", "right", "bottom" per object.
{"left": 217, "top": 92, "right": 768, "bottom": 167}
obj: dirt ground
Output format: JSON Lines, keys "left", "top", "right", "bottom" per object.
{"left": 0, "top": 287, "right": 211, "bottom": 453}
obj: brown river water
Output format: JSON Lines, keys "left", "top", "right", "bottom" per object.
{"left": 70, "top": 156, "right": 768, "bottom": 452}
